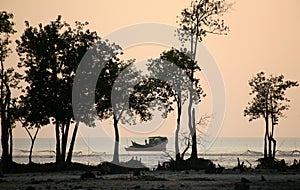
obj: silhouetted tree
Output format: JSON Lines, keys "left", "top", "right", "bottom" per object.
{"left": 24, "top": 126, "right": 40, "bottom": 164}
{"left": 95, "top": 49, "right": 174, "bottom": 164}
{"left": 129, "top": 78, "right": 174, "bottom": 124}
{"left": 16, "top": 16, "right": 99, "bottom": 164}
{"left": 71, "top": 39, "right": 122, "bottom": 163}
{"left": 12, "top": 98, "right": 43, "bottom": 164}
{"left": 180, "top": 114, "right": 211, "bottom": 159}
{"left": 148, "top": 48, "right": 204, "bottom": 161}
{"left": 0, "top": 11, "right": 20, "bottom": 170}
{"left": 96, "top": 57, "right": 142, "bottom": 163}
{"left": 178, "top": 0, "right": 230, "bottom": 159}
{"left": 244, "top": 72, "right": 298, "bottom": 160}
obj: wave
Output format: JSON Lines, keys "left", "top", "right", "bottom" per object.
{"left": 15, "top": 149, "right": 56, "bottom": 154}
{"left": 202, "top": 149, "right": 300, "bottom": 157}
{"left": 242, "top": 150, "right": 262, "bottom": 155}
{"left": 12, "top": 148, "right": 300, "bottom": 158}
{"left": 276, "top": 150, "right": 300, "bottom": 156}
{"left": 13, "top": 149, "right": 106, "bottom": 157}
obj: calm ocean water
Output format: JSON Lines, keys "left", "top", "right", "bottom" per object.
{"left": 8, "top": 137, "right": 300, "bottom": 169}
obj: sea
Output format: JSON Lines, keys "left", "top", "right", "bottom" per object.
{"left": 8, "top": 137, "right": 300, "bottom": 169}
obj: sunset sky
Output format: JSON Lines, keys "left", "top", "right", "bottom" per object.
{"left": 2, "top": 0, "right": 300, "bottom": 138}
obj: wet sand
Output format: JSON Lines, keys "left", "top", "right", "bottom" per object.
{"left": 1, "top": 170, "right": 300, "bottom": 190}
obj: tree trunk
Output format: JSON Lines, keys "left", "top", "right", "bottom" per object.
{"left": 190, "top": 108, "right": 197, "bottom": 159}
{"left": 271, "top": 137, "right": 276, "bottom": 159}
{"left": 270, "top": 111, "right": 276, "bottom": 159}
{"left": 7, "top": 91, "right": 12, "bottom": 162}
{"left": 55, "top": 122, "right": 61, "bottom": 164}
{"left": 268, "top": 112, "right": 273, "bottom": 158}
{"left": 66, "top": 121, "right": 79, "bottom": 163}
{"left": 264, "top": 131, "right": 268, "bottom": 159}
{"left": 1, "top": 112, "right": 9, "bottom": 165}
{"left": 9, "top": 125, "right": 13, "bottom": 162}
{"left": 112, "top": 114, "right": 119, "bottom": 163}
{"left": 0, "top": 61, "right": 8, "bottom": 166}
{"left": 191, "top": 133, "right": 197, "bottom": 159}
{"left": 1, "top": 88, "right": 10, "bottom": 166}
{"left": 181, "top": 138, "right": 190, "bottom": 160}
{"left": 188, "top": 29, "right": 199, "bottom": 161}
{"left": 29, "top": 139, "right": 34, "bottom": 164}
{"left": 61, "top": 120, "right": 70, "bottom": 163}
{"left": 264, "top": 96, "right": 269, "bottom": 159}
{"left": 268, "top": 136, "right": 272, "bottom": 158}
{"left": 187, "top": 33, "right": 195, "bottom": 160}
{"left": 1, "top": 62, "right": 12, "bottom": 171}
{"left": 272, "top": 139, "right": 276, "bottom": 159}
{"left": 28, "top": 127, "right": 40, "bottom": 164}
{"left": 264, "top": 108, "right": 269, "bottom": 158}
{"left": 175, "top": 98, "right": 182, "bottom": 161}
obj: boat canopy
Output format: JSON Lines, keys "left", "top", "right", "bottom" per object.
{"left": 148, "top": 136, "right": 167, "bottom": 140}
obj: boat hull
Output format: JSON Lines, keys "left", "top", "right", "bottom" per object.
{"left": 125, "top": 141, "right": 167, "bottom": 151}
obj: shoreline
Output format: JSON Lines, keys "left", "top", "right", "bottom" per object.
{"left": 1, "top": 170, "right": 300, "bottom": 190}
{"left": 10, "top": 154, "right": 300, "bottom": 171}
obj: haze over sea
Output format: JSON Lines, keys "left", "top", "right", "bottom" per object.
{"left": 7, "top": 137, "right": 300, "bottom": 169}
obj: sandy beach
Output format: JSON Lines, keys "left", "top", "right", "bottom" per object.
{"left": 1, "top": 170, "right": 300, "bottom": 190}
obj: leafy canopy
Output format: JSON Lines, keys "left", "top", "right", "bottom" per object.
{"left": 16, "top": 16, "right": 99, "bottom": 127}
{"left": 244, "top": 72, "right": 298, "bottom": 124}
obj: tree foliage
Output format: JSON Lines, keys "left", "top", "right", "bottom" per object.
{"left": 147, "top": 48, "right": 204, "bottom": 160}
{"left": 16, "top": 15, "right": 99, "bottom": 164}
{"left": 245, "top": 72, "right": 298, "bottom": 123}
{"left": 95, "top": 55, "right": 148, "bottom": 163}
{"left": 0, "top": 11, "right": 20, "bottom": 169}
{"left": 244, "top": 72, "right": 298, "bottom": 159}
{"left": 177, "top": 0, "right": 230, "bottom": 160}
{"left": 129, "top": 78, "right": 174, "bottom": 122}
{"left": 0, "top": 11, "right": 16, "bottom": 62}
{"left": 179, "top": 0, "right": 230, "bottom": 33}
{"left": 178, "top": 0, "right": 230, "bottom": 50}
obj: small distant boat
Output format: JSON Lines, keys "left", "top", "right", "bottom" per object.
{"left": 125, "top": 136, "right": 168, "bottom": 151}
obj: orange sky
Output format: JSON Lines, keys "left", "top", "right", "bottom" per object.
{"left": 2, "top": 0, "right": 300, "bottom": 138}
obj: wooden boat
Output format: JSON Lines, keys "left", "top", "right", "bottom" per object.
{"left": 125, "top": 136, "right": 168, "bottom": 151}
